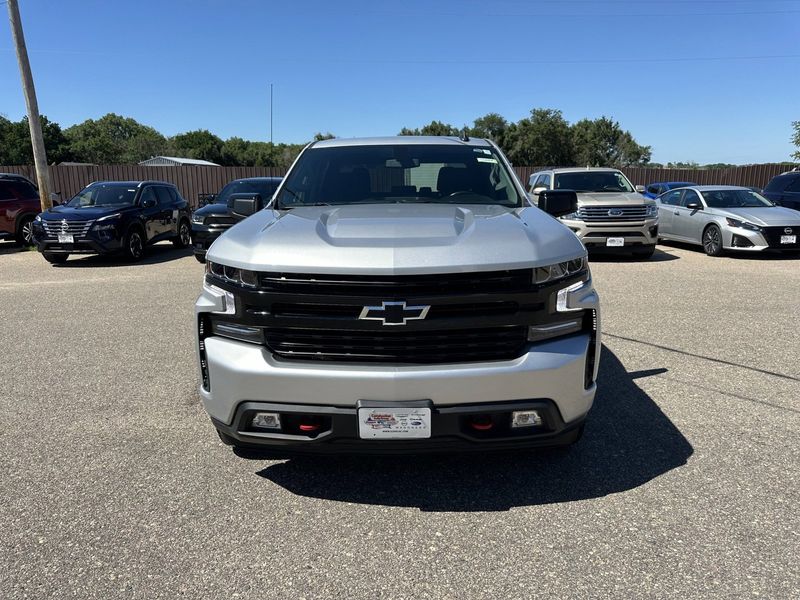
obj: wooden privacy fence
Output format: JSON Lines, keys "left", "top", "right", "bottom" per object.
{"left": 1, "top": 163, "right": 794, "bottom": 208}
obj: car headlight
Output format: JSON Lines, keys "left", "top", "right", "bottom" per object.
{"left": 34, "top": 214, "right": 42, "bottom": 222}
{"left": 533, "top": 256, "right": 587, "bottom": 285}
{"left": 725, "top": 217, "right": 761, "bottom": 232}
{"left": 206, "top": 261, "right": 258, "bottom": 288}
{"left": 561, "top": 211, "right": 581, "bottom": 221}
{"left": 645, "top": 204, "right": 658, "bottom": 218}
{"left": 191, "top": 213, "right": 205, "bottom": 225}
{"left": 92, "top": 213, "right": 121, "bottom": 232}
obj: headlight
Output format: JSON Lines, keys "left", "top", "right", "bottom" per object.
{"left": 92, "top": 213, "right": 121, "bottom": 232}
{"left": 191, "top": 213, "right": 205, "bottom": 225}
{"left": 206, "top": 261, "right": 258, "bottom": 288}
{"left": 533, "top": 256, "right": 587, "bottom": 285}
{"left": 725, "top": 217, "right": 761, "bottom": 232}
{"left": 561, "top": 211, "right": 581, "bottom": 221}
{"left": 645, "top": 204, "right": 658, "bottom": 218}
{"left": 34, "top": 214, "right": 42, "bottom": 222}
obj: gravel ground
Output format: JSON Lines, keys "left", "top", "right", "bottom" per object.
{"left": 0, "top": 241, "right": 798, "bottom": 599}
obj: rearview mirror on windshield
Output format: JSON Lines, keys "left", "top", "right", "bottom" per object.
{"left": 538, "top": 190, "right": 578, "bottom": 218}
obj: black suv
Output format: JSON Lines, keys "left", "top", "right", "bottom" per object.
{"left": 32, "top": 180, "right": 191, "bottom": 263}
{"left": 191, "top": 177, "right": 282, "bottom": 262}
{"left": 763, "top": 170, "right": 800, "bottom": 211}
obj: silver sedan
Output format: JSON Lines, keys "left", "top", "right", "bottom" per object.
{"left": 656, "top": 185, "right": 800, "bottom": 256}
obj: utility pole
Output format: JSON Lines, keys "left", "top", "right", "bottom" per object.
{"left": 269, "top": 83, "right": 273, "bottom": 145}
{"left": 7, "top": 0, "right": 52, "bottom": 211}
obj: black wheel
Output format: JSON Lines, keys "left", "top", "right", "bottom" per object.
{"left": 123, "top": 228, "right": 145, "bottom": 261}
{"left": 15, "top": 215, "right": 35, "bottom": 246}
{"left": 702, "top": 224, "right": 724, "bottom": 256}
{"left": 173, "top": 219, "right": 191, "bottom": 248}
{"left": 42, "top": 252, "right": 69, "bottom": 264}
{"left": 194, "top": 253, "right": 206, "bottom": 263}
{"left": 633, "top": 245, "right": 656, "bottom": 259}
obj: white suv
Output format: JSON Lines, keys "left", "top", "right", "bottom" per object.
{"left": 529, "top": 168, "right": 658, "bottom": 258}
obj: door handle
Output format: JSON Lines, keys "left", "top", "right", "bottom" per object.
{"left": 673, "top": 211, "right": 679, "bottom": 215}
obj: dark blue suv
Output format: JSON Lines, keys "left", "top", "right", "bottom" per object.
{"left": 762, "top": 170, "right": 800, "bottom": 211}
{"left": 33, "top": 180, "right": 192, "bottom": 263}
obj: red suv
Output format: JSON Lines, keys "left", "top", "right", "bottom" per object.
{"left": 0, "top": 174, "right": 41, "bottom": 246}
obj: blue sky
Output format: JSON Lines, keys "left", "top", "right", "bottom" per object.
{"left": 1, "top": 0, "right": 798, "bottom": 164}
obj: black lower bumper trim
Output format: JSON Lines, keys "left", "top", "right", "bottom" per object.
{"left": 212, "top": 399, "right": 585, "bottom": 455}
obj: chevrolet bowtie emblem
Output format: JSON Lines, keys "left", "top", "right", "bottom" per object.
{"left": 359, "top": 301, "right": 430, "bottom": 326}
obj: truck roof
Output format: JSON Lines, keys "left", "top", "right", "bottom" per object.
{"left": 312, "top": 136, "right": 493, "bottom": 149}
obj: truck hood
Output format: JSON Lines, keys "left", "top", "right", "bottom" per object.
{"left": 576, "top": 192, "right": 648, "bottom": 206}
{"left": 207, "top": 203, "right": 586, "bottom": 275}
{"left": 711, "top": 206, "right": 800, "bottom": 226}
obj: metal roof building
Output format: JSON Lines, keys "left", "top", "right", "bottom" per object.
{"left": 138, "top": 156, "right": 221, "bottom": 167}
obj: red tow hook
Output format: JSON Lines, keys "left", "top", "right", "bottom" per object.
{"left": 298, "top": 420, "right": 321, "bottom": 432}
{"left": 469, "top": 415, "right": 494, "bottom": 431}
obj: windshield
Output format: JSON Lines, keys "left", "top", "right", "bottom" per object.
{"left": 554, "top": 171, "right": 634, "bottom": 193}
{"left": 701, "top": 189, "right": 774, "bottom": 208}
{"left": 217, "top": 179, "right": 280, "bottom": 206}
{"left": 666, "top": 182, "right": 696, "bottom": 190}
{"left": 67, "top": 183, "right": 138, "bottom": 207}
{"left": 275, "top": 144, "right": 521, "bottom": 208}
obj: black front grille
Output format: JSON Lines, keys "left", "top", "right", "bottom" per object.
{"left": 206, "top": 215, "right": 236, "bottom": 226}
{"left": 264, "top": 326, "right": 528, "bottom": 363}
{"left": 761, "top": 226, "right": 800, "bottom": 248}
{"left": 257, "top": 269, "right": 533, "bottom": 296}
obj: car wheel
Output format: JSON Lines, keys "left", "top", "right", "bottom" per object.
{"left": 42, "top": 252, "right": 68, "bottom": 264}
{"left": 702, "top": 224, "right": 724, "bottom": 257}
{"left": 194, "top": 253, "right": 206, "bottom": 263}
{"left": 15, "top": 215, "right": 35, "bottom": 246}
{"left": 123, "top": 228, "right": 145, "bottom": 261}
{"left": 633, "top": 245, "right": 655, "bottom": 259}
{"left": 173, "top": 219, "right": 191, "bottom": 248}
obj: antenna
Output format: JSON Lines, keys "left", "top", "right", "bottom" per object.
{"left": 459, "top": 128, "right": 470, "bottom": 142}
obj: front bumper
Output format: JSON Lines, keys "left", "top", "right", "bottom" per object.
{"left": 724, "top": 226, "right": 800, "bottom": 252}
{"left": 563, "top": 217, "right": 658, "bottom": 250}
{"left": 34, "top": 233, "right": 124, "bottom": 255}
{"left": 191, "top": 225, "right": 228, "bottom": 256}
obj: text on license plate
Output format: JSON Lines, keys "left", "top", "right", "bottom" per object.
{"left": 358, "top": 407, "right": 432, "bottom": 439}
{"left": 781, "top": 235, "right": 796, "bottom": 244}
{"left": 606, "top": 237, "right": 625, "bottom": 247}
{"left": 57, "top": 234, "right": 74, "bottom": 244}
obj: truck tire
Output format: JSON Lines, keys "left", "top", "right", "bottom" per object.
{"left": 194, "top": 253, "right": 206, "bottom": 263}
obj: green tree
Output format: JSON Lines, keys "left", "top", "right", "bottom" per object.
{"left": 0, "top": 115, "right": 72, "bottom": 164}
{"left": 168, "top": 129, "right": 224, "bottom": 163}
{"left": 792, "top": 121, "right": 800, "bottom": 160}
{"left": 571, "top": 116, "right": 651, "bottom": 167}
{"left": 469, "top": 113, "right": 509, "bottom": 145}
{"left": 504, "top": 109, "right": 574, "bottom": 166}
{"left": 399, "top": 120, "right": 461, "bottom": 136}
{"left": 313, "top": 132, "right": 336, "bottom": 141}
{"left": 65, "top": 113, "right": 167, "bottom": 164}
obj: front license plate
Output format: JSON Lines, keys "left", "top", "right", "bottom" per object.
{"left": 358, "top": 407, "right": 432, "bottom": 439}
{"left": 781, "top": 235, "right": 796, "bottom": 244}
{"left": 606, "top": 237, "right": 625, "bottom": 247}
{"left": 57, "top": 234, "right": 74, "bottom": 244}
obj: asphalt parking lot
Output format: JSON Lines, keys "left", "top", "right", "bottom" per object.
{"left": 1, "top": 242, "right": 798, "bottom": 599}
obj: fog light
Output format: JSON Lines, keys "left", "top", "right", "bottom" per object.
{"left": 252, "top": 412, "right": 281, "bottom": 430}
{"left": 512, "top": 410, "right": 543, "bottom": 428}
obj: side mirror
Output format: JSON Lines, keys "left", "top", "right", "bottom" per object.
{"left": 635, "top": 185, "right": 646, "bottom": 193}
{"left": 538, "top": 189, "right": 578, "bottom": 218}
{"left": 229, "top": 193, "right": 263, "bottom": 219}
{"left": 142, "top": 197, "right": 157, "bottom": 208}
{"left": 531, "top": 186, "right": 547, "bottom": 196}
{"left": 686, "top": 202, "right": 701, "bottom": 210}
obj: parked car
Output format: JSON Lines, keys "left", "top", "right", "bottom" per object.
{"left": 0, "top": 173, "right": 41, "bottom": 246}
{"left": 191, "top": 177, "right": 282, "bottom": 263}
{"left": 529, "top": 167, "right": 658, "bottom": 257}
{"left": 32, "top": 180, "right": 191, "bottom": 263}
{"left": 656, "top": 185, "right": 800, "bottom": 256}
{"left": 643, "top": 181, "right": 697, "bottom": 199}
{"left": 762, "top": 170, "right": 800, "bottom": 211}
{"left": 196, "top": 136, "right": 600, "bottom": 454}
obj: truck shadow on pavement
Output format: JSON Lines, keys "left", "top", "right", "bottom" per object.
{"left": 255, "top": 346, "right": 694, "bottom": 511}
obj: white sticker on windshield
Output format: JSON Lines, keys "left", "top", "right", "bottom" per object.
{"left": 477, "top": 157, "right": 498, "bottom": 163}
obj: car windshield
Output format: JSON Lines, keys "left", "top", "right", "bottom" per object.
{"left": 666, "top": 182, "right": 696, "bottom": 190}
{"left": 274, "top": 144, "right": 521, "bottom": 208}
{"left": 702, "top": 189, "right": 774, "bottom": 208}
{"left": 217, "top": 179, "right": 280, "bottom": 206}
{"left": 66, "top": 183, "right": 138, "bottom": 207}
{"left": 554, "top": 171, "right": 634, "bottom": 193}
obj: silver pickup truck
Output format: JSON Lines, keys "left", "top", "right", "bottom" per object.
{"left": 195, "top": 136, "right": 601, "bottom": 454}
